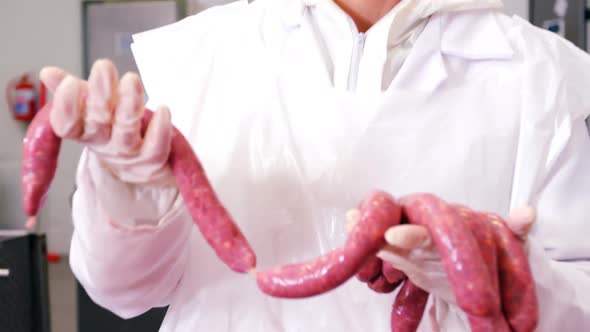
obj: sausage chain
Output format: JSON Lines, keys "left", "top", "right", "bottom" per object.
{"left": 22, "top": 104, "right": 537, "bottom": 331}
{"left": 22, "top": 103, "right": 257, "bottom": 273}
{"left": 260, "top": 193, "right": 538, "bottom": 332}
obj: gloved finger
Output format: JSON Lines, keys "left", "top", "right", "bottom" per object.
{"left": 377, "top": 242, "right": 440, "bottom": 270}
{"left": 382, "top": 251, "right": 456, "bottom": 305}
{"left": 505, "top": 206, "right": 536, "bottom": 238}
{"left": 50, "top": 75, "right": 86, "bottom": 139}
{"left": 377, "top": 248, "right": 433, "bottom": 283}
{"left": 40, "top": 66, "right": 70, "bottom": 92}
{"left": 383, "top": 224, "right": 432, "bottom": 254}
{"left": 103, "top": 105, "right": 172, "bottom": 184}
{"left": 83, "top": 59, "right": 118, "bottom": 144}
{"left": 136, "top": 105, "right": 172, "bottom": 174}
{"left": 110, "top": 72, "right": 145, "bottom": 156}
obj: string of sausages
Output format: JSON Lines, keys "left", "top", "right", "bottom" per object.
{"left": 22, "top": 104, "right": 538, "bottom": 331}
{"left": 22, "top": 104, "right": 256, "bottom": 273}
{"left": 257, "top": 192, "right": 539, "bottom": 332}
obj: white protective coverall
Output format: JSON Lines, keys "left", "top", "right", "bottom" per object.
{"left": 69, "top": 0, "right": 590, "bottom": 330}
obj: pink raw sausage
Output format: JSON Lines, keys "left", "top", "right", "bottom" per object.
{"left": 390, "top": 280, "right": 429, "bottom": 332}
{"left": 256, "top": 190, "right": 402, "bottom": 298}
{"left": 400, "top": 194, "right": 501, "bottom": 331}
{"left": 357, "top": 256, "right": 383, "bottom": 283}
{"left": 483, "top": 212, "right": 539, "bottom": 332}
{"left": 22, "top": 104, "right": 256, "bottom": 273}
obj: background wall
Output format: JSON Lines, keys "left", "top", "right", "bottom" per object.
{"left": 504, "top": 0, "right": 529, "bottom": 19}
{"left": 0, "top": 0, "right": 84, "bottom": 253}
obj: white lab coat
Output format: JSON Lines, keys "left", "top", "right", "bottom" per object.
{"left": 69, "top": 0, "right": 590, "bottom": 331}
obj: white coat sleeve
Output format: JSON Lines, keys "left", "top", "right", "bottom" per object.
{"left": 517, "top": 33, "right": 590, "bottom": 330}
{"left": 525, "top": 119, "right": 590, "bottom": 330}
{"left": 69, "top": 2, "right": 250, "bottom": 319}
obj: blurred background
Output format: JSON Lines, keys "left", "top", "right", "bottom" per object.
{"left": 0, "top": 0, "right": 588, "bottom": 331}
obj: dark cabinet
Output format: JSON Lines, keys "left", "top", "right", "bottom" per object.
{"left": 0, "top": 232, "right": 51, "bottom": 332}
{"left": 78, "top": 283, "right": 168, "bottom": 332}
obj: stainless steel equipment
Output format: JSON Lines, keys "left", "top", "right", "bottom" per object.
{"left": 530, "top": 0, "right": 589, "bottom": 50}
{"left": 82, "top": 0, "right": 179, "bottom": 77}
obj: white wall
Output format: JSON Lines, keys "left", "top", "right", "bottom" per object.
{"left": 0, "top": 0, "right": 84, "bottom": 253}
{"left": 503, "top": 0, "right": 529, "bottom": 19}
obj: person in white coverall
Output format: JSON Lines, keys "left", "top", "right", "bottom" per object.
{"left": 40, "top": 0, "right": 590, "bottom": 330}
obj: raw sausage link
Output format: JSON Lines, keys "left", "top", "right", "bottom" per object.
{"left": 368, "top": 274, "right": 402, "bottom": 294}
{"left": 453, "top": 205, "right": 510, "bottom": 332}
{"left": 256, "top": 190, "right": 402, "bottom": 298}
{"left": 382, "top": 262, "right": 405, "bottom": 285}
{"left": 22, "top": 104, "right": 256, "bottom": 273}
{"left": 400, "top": 194, "right": 500, "bottom": 328}
{"left": 144, "top": 111, "right": 256, "bottom": 273}
{"left": 390, "top": 280, "right": 429, "bottom": 332}
{"left": 356, "top": 198, "right": 536, "bottom": 332}
{"left": 21, "top": 102, "right": 62, "bottom": 216}
{"left": 483, "top": 212, "right": 539, "bottom": 332}
{"left": 453, "top": 206, "right": 500, "bottom": 289}
{"left": 357, "top": 259, "right": 404, "bottom": 295}
{"left": 357, "top": 256, "right": 383, "bottom": 282}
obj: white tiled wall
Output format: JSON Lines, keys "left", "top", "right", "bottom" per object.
{"left": 0, "top": 0, "right": 84, "bottom": 253}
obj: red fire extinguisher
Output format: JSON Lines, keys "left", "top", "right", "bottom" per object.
{"left": 6, "top": 74, "right": 38, "bottom": 122}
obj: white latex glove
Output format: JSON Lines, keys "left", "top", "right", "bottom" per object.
{"left": 375, "top": 207, "right": 536, "bottom": 305}
{"left": 41, "top": 59, "right": 174, "bottom": 186}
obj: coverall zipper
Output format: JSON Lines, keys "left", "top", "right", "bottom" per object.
{"left": 347, "top": 32, "right": 367, "bottom": 91}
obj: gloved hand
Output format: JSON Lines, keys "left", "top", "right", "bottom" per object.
{"left": 41, "top": 59, "right": 174, "bottom": 186}
{"left": 375, "top": 206, "right": 536, "bottom": 305}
